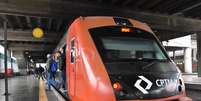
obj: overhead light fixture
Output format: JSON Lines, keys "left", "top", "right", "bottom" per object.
{"left": 32, "top": 27, "right": 44, "bottom": 39}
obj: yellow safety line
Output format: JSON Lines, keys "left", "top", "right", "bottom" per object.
{"left": 39, "top": 79, "right": 48, "bottom": 101}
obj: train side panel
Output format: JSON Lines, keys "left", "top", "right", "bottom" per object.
{"left": 66, "top": 18, "right": 116, "bottom": 101}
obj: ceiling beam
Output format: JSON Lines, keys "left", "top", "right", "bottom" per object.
{"left": 111, "top": 0, "right": 119, "bottom": 5}
{"left": 56, "top": 19, "right": 63, "bottom": 31}
{"left": 0, "top": 30, "right": 62, "bottom": 42}
{"left": 173, "top": 1, "right": 201, "bottom": 15}
{"left": 143, "top": 0, "right": 161, "bottom": 9}
{"left": 159, "top": 0, "right": 181, "bottom": 13}
{"left": 26, "top": 16, "right": 32, "bottom": 29}
{"left": 47, "top": 18, "right": 52, "bottom": 32}
{"left": 97, "top": 0, "right": 103, "bottom": 3}
{"left": 122, "top": 0, "right": 132, "bottom": 6}
{"left": 0, "top": 1, "right": 201, "bottom": 33}
{"left": 37, "top": 17, "right": 41, "bottom": 27}
{"left": 131, "top": 0, "right": 147, "bottom": 9}
{"left": 152, "top": 0, "right": 174, "bottom": 12}
{"left": 155, "top": 30, "right": 193, "bottom": 41}
{"left": 8, "top": 42, "right": 56, "bottom": 51}
{"left": 27, "top": 51, "right": 50, "bottom": 57}
{"left": 15, "top": 16, "right": 23, "bottom": 29}
{"left": 1, "top": 15, "right": 14, "bottom": 29}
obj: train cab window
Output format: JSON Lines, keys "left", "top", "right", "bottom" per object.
{"left": 89, "top": 26, "right": 168, "bottom": 61}
{"left": 101, "top": 37, "right": 166, "bottom": 60}
{"left": 70, "top": 39, "right": 75, "bottom": 63}
{"left": 89, "top": 26, "right": 177, "bottom": 74}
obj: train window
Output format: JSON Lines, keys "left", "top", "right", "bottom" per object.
{"left": 70, "top": 39, "right": 75, "bottom": 63}
{"left": 89, "top": 26, "right": 177, "bottom": 74}
{"left": 101, "top": 37, "right": 166, "bottom": 60}
{"left": 89, "top": 26, "right": 168, "bottom": 62}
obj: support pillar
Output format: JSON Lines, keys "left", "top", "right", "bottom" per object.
{"left": 9, "top": 49, "right": 13, "bottom": 75}
{"left": 173, "top": 50, "right": 175, "bottom": 61}
{"left": 197, "top": 33, "right": 201, "bottom": 77}
{"left": 184, "top": 47, "right": 192, "bottom": 73}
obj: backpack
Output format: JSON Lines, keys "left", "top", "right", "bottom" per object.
{"left": 51, "top": 59, "right": 58, "bottom": 72}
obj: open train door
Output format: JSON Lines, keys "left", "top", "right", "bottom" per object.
{"left": 69, "top": 38, "right": 76, "bottom": 96}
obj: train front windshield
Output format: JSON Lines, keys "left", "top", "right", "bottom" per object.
{"left": 89, "top": 26, "right": 177, "bottom": 73}
{"left": 90, "top": 26, "right": 180, "bottom": 100}
{"left": 94, "top": 34, "right": 167, "bottom": 61}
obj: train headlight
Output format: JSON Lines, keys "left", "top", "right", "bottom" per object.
{"left": 113, "top": 82, "right": 122, "bottom": 91}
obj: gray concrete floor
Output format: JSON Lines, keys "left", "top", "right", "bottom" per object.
{"left": 0, "top": 75, "right": 39, "bottom": 101}
{"left": 182, "top": 74, "right": 201, "bottom": 101}
{"left": 0, "top": 74, "right": 200, "bottom": 101}
{"left": 46, "top": 87, "right": 59, "bottom": 101}
{"left": 182, "top": 74, "right": 201, "bottom": 84}
{"left": 0, "top": 75, "right": 58, "bottom": 101}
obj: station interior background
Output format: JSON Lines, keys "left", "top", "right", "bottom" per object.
{"left": 0, "top": 0, "right": 201, "bottom": 101}
{"left": 1, "top": 34, "right": 197, "bottom": 74}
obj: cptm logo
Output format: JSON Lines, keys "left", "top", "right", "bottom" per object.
{"left": 134, "top": 76, "right": 153, "bottom": 94}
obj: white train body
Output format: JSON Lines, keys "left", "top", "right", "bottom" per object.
{"left": 0, "top": 45, "right": 19, "bottom": 77}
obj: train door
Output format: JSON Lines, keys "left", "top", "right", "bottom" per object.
{"left": 69, "top": 38, "right": 76, "bottom": 96}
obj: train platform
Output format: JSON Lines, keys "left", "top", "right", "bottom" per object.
{"left": 182, "top": 73, "right": 201, "bottom": 84}
{"left": 182, "top": 73, "right": 201, "bottom": 101}
{"left": 0, "top": 75, "right": 61, "bottom": 101}
{"left": 0, "top": 74, "right": 200, "bottom": 101}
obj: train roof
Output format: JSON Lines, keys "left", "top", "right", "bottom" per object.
{"left": 76, "top": 16, "right": 153, "bottom": 33}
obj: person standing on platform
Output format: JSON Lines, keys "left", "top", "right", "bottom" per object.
{"left": 38, "top": 65, "right": 45, "bottom": 80}
{"left": 47, "top": 52, "right": 60, "bottom": 90}
{"left": 51, "top": 52, "right": 59, "bottom": 80}
{"left": 46, "top": 54, "right": 53, "bottom": 90}
{"left": 61, "top": 46, "right": 67, "bottom": 91}
{"left": 34, "top": 67, "right": 39, "bottom": 78}
{"left": 58, "top": 46, "right": 67, "bottom": 92}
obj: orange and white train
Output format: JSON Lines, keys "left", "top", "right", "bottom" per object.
{"left": 65, "top": 16, "right": 192, "bottom": 101}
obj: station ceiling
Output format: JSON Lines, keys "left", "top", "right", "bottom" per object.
{"left": 0, "top": 0, "right": 201, "bottom": 63}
